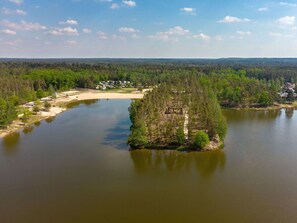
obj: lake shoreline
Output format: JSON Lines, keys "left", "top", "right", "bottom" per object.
{"left": 223, "top": 103, "right": 297, "bottom": 111}
{"left": 129, "top": 140, "right": 224, "bottom": 153}
{"left": 0, "top": 89, "right": 144, "bottom": 139}
{"left": 1, "top": 90, "right": 296, "bottom": 139}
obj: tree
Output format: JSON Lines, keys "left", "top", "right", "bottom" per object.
{"left": 36, "top": 88, "right": 45, "bottom": 99}
{"left": 0, "top": 98, "right": 7, "bottom": 128}
{"left": 176, "top": 127, "right": 186, "bottom": 146}
{"left": 258, "top": 91, "right": 272, "bottom": 107}
{"left": 0, "top": 98, "right": 17, "bottom": 127}
{"left": 128, "top": 122, "right": 148, "bottom": 148}
{"left": 194, "top": 131, "right": 210, "bottom": 149}
{"left": 287, "top": 90, "right": 295, "bottom": 103}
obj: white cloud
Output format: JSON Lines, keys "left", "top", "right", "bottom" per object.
{"left": 193, "top": 33, "right": 210, "bottom": 41}
{"left": 119, "top": 27, "right": 139, "bottom": 33}
{"left": 236, "top": 31, "right": 252, "bottom": 36}
{"left": 16, "top": 9, "right": 26, "bottom": 15}
{"left": 219, "top": 16, "right": 250, "bottom": 23}
{"left": 258, "top": 7, "right": 268, "bottom": 11}
{"left": 280, "top": 2, "right": 297, "bottom": 7}
{"left": 148, "top": 33, "right": 170, "bottom": 41}
{"left": 66, "top": 40, "right": 77, "bottom": 45}
{"left": 278, "top": 16, "right": 295, "bottom": 26}
{"left": 83, "top": 28, "right": 92, "bottom": 33}
{"left": 167, "top": 26, "right": 190, "bottom": 35}
{"left": 148, "top": 26, "right": 190, "bottom": 41}
{"left": 48, "top": 27, "right": 79, "bottom": 36}
{"left": 180, "top": 7, "right": 196, "bottom": 15}
{"left": 111, "top": 3, "right": 120, "bottom": 9}
{"left": 9, "top": 0, "right": 23, "bottom": 5}
{"left": 0, "top": 29, "right": 17, "bottom": 35}
{"left": 1, "top": 7, "right": 27, "bottom": 15}
{"left": 59, "top": 19, "right": 78, "bottom": 25}
{"left": 112, "top": 34, "right": 127, "bottom": 41}
{"left": 123, "top": 0, "right": 136, "bottom": 7}
{"left": 0, "top": 20, "right": 46, "bottom": 30}
{"left": 236, "top": 31, "right": 252, "bottom": 39}
{"left": 97, "top": 31, "right": 108, "bottom": 40}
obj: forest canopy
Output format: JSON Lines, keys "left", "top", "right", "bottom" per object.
{"left": 128, "top": 75, "right": 227, "bottom": 151}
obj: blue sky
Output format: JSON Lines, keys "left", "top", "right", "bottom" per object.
{"left": 1, "top": 0, "right": 297, "bottom": 58}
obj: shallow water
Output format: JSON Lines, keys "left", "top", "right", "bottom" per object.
{"left": 1, "top": 100, "right": 297, "bottom": 223}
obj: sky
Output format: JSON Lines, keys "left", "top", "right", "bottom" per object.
{"left": 1, "top": 0, "right": 297, "bottom": 58}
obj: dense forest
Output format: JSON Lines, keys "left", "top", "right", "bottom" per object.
{"left": 128, "top": 75, "right": 227, "bottom": 151}
{"left": 0, "top": 58, "right": 296, "bottom": 128}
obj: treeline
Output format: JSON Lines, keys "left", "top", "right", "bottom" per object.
{"left": 0, "top": 60, "right": 292, "bottom": 128}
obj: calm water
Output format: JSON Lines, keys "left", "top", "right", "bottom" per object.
{"left": 1, "top": 100, "right": 297, "bottom": 223}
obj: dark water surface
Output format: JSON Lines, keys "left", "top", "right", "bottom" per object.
{"left": 1, "top": 100, "right": 297, "bottom": 223}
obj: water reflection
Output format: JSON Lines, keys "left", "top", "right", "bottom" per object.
{"left": 130, "top": 149, "right": 226, "bottom": 178}
{"left": 45, "top": 116, "right": 56, "bottom": 124}
{"left": 223, "top": 109, "right": 281, "bottom": 123}
{"left": 2, "top": 132, "right": 20, "bottom": 155}
{"left": 66, "top": 99, "right": 99, "bottom": 109}
{"left": 23, "top": 125, "right": 34, "bottom": 134}
{"left": 34, "top": 121, "right": 41, "bottom": 127}
{"left": 285, "top": 108, "right": 294, "bottom": 119}
{"left": 103, "top": 118, "right": 131, "bottom": 150}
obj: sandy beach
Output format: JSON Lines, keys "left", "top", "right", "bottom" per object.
{"left": 0, "top": 90, "right": 144, "bottom": 138}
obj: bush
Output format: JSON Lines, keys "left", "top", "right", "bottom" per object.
{"left": 194, "top": 131, "right": 210, "bottom": 149}
{"left": 44, "top": 101, "right": 51, "bottom": 112}
{"left": 33, "top": 106, "right": 40, "bottom": 113}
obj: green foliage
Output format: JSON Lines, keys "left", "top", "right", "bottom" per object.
{"left": 0, "top": 98, "right": 7, "bottom": 127}
{"left": 258, "top": 91, "right": 272, "bottom": 107}
{"left": 128, "top": 75, "right": 227, "bottom": 149}
{"left": 128, "top": 122, "right": 148, "bottom": 148}
{"left": 194, "top": 131, "right": 210, "bottom": 149}
{"left": 176, "top": 127, "right": 186, "bottom": 146}
{"left": 33, "top": 106, "right": 40, "bottom": 113}
{"left": 0, "top": 97, "right": 17, "bottom": 127}
{"left": 287, "top": 91, "right": 295, "bottom": 103}
{"left": 36, "top": 88, "right": 46, "bottom": 99}
{"left": 0, "top": 60, "right": 292, "bottom": 130}
{"left": 44, "top": 101, "right": 51, "bottom": 112}
{"left": 20, "top": 110, "right": 32, "bottom": 123}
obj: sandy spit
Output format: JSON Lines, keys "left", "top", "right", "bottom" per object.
{"left": 0, "top": 90, "right": 144, "bottom": 138}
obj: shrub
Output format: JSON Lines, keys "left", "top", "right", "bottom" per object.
{"left": 194, "top": 130, "right": 210, "bottom": 149}
{"left": 33, "top": 106, "right": 40, "bottom": 113}
{"left": 44, "top": 101, "right": 51, "bottom": 112}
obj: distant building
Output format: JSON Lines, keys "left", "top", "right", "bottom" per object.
{"left": 96, "top": 80, "right": 133, "bottom": 90}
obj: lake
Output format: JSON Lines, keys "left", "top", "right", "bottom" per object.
{"left": 1, "top": 100, "right": 297, "bottom": 223}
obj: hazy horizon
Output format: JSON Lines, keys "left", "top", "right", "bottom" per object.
{"left": 1, "top": 0, "right": 297, "bottom": 57}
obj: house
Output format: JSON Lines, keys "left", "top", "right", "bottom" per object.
{"left": 279, "top": 82, "right": 297, "bottom": 99}
{"left": 96, "top": 80, "right": 133, "bottom": 90}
